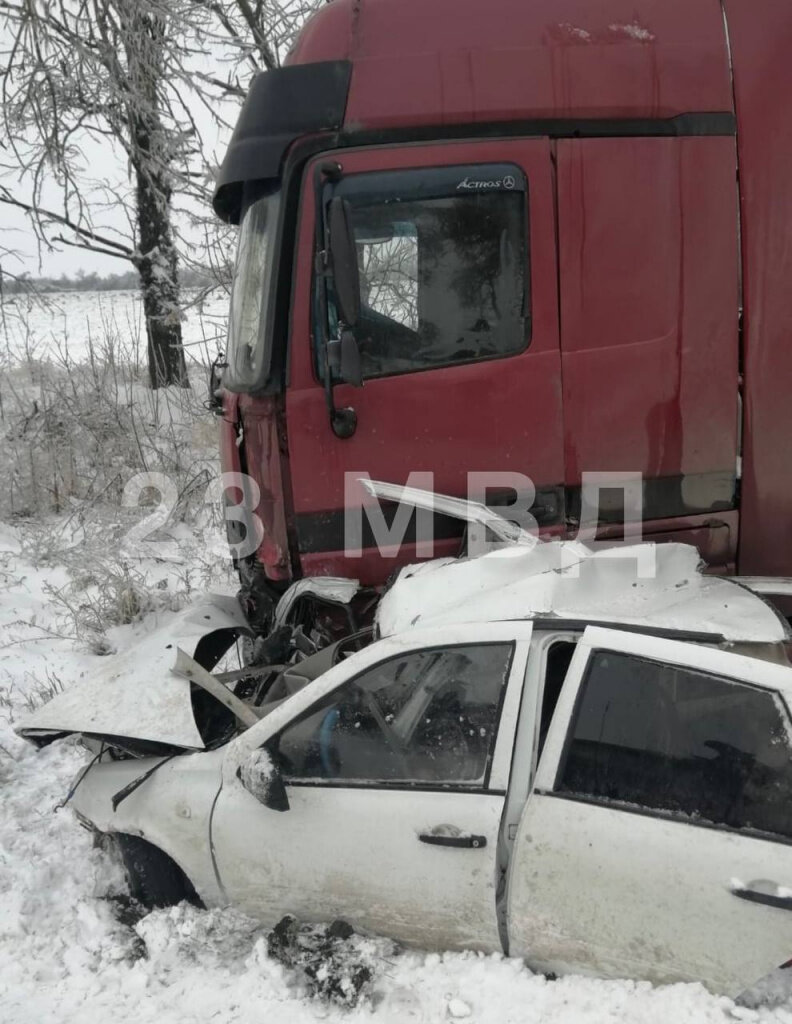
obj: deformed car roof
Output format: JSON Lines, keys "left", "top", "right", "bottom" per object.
{"left": 360, "top": 479, "right": 789, "bottom": 644}
{"left": 375, "top": 540, "right": 789, "bottom": 643}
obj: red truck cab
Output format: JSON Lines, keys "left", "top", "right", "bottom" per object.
{"left": 213, "top": 0, "right": 792, "bottom": 611}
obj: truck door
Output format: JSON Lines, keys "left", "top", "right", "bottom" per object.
{"left": 556, "top": 137, "right": 740, "bottom": 565}
{"left": 210, "top": 622, "right": 534, "bottom": 951}
{"left": 286, "top": 140, "right": 563, "bottom": 582}
{"left": 507, "top": 626, "right": 792, "bottom": 996}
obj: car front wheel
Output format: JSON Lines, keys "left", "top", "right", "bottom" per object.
{"left": 114, "top": 833, "right": 202, "bottom": 910}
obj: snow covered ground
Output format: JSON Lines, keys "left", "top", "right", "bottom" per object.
{"left": 2, "top": 293, "right": 792, "bottom": 1022}
{"left": 1, "top": 289, "right": 228, "bottom": 367}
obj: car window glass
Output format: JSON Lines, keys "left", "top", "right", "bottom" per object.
{"left": 558, "top": 650, "right": 792, "bottom": 839}
{"left": 274, "top": 644, "right": 514, "bottom": 787}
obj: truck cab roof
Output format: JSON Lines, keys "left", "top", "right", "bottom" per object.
{"left": 289, "top": 0, "right": 733, "bottom": 128}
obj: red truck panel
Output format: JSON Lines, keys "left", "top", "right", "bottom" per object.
{"left": 219, "top": 391, "right": 292, "bottom": 580}
{"left": 289, "top": 0, "right": 732, "bottom": 125}
{"left": 285, "top": 139, "right": 564, "bottom": 583}
{"left": 723, "top": 1, "right": 792, "bottom": 577}
{"left": 557, "top": 136, "right": 739, "bottom": 516}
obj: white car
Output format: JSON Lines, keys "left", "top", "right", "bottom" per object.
{"left": 18, "top": 532, "right": 792, "bottom": 998}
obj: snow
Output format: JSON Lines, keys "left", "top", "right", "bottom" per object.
{"left": 558, "top": 23, "right": 593, "bottom": 42}
{"left": 237, "top": 747, "right": 275, "bottom": 803}
{"left": 1, "top": 289, "right": 228, "bottom": 367}
{"left": 609, "top": 22, "right": 656, "bottom": 42}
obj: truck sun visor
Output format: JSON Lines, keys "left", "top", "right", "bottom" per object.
{"left": 213, "top": 60, "right": 352, "bottom": 224}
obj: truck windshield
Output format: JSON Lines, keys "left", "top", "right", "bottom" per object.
{"left": 324, "top": 164, "right": 528, "bottom": 379}
{"left": 225, "top": 186, "right": 281, "bottom": 389}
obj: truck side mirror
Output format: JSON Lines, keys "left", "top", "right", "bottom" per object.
{"left": 327, "top": 196, "right": 360, "bottom": 329}
{"left": 340, "top": 329, "right": 362, "bottom": 386}
{"left": 207, "top": 353, "right": 227, "bottom": 416}
{"left": 328, "top": 327, "right": 362, "bottom": 388}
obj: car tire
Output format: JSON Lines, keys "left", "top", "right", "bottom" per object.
{"left": 114, "top": 833, "right": 203, "bottom": 910}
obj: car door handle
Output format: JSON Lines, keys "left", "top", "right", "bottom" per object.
{"left": 731, "top": 880, "right": 792, "bottom": 912}
{"left": 418, "top": 832, "right": 487, "bottom": 849}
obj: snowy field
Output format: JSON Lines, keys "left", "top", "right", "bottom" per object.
{"left": 1, "top": 289, "right": 229, "bottom": 368}
{"left": 1, "top": 292, "right": 792, "bottom": 1023}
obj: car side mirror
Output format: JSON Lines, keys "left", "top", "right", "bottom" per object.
{"left": 237, "top": 748, "right": 290, "bottom": 812}
{"left": 327, "top": 196, "right": 360, "bottom": 329}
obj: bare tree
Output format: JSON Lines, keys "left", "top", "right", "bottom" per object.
{"left": 0, "top": 0, "right": 320, "bottom": 384}
{"left": 1, "top": 0, "right": 209, "bottom": 386}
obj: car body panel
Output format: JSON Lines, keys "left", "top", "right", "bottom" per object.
{"left": 209, "top": 621, "right": 534, "bottom": 950}
{"left": 16, "top": 596, "right": 251, "bottom": 750}
{"left": 507, "top": 626, "right": 792, "bottom": 996}
{"left": 290, "top": 0, "right": 733, "bottom": 126}
{"left": 71, "top": 749, "right": 226, "bottom": 907}
{"left": 724, "top": 0, "right": 792, "bottom": 577}
{"left": 212, "top": 783, "right": 507, "bottom": 950}
{"left": 361, "top": 478, "right": 537, "bottom": 547}
{"left": 734, "top": 578, "right": 792, "bottom": 599}
{"left": 556, "top": 136, "right": 739, "bottom": 505}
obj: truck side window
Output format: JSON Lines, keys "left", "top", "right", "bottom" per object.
{"left": 275, "top": 643, "right": 514, "bottom": 788}
{"left": 558, "top": 651, "right": 792, "bottom": 839}
{"left": 321, "top": 163, "right": 529, "bottom": 380}
{"left": 226, "top": 181, "right": 281, "bottom": 389}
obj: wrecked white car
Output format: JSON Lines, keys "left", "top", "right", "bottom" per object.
{"left": 17, "top": 492, "right": 792, "bottom": 998}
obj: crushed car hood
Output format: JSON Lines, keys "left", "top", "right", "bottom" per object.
{"left": 16, "top": 595, "right": 251, "bottom": 750}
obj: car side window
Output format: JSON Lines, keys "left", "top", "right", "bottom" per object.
{"left": 537, "top": 640, "right": 577, "bottom": 761}
{"left": 274, "top": 643, "right": 514, "bottom": 788}
{"left": 558, "top": 650, "right": 792, "bottom": 839}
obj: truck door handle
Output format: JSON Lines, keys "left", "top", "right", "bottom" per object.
{"left": 418, "top": 832, "right": 487, "bottom": 849}
{"left": 731, "top": 881, "right": 792, "bottom": 912}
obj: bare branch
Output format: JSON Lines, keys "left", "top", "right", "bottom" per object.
{"left": 50, "top": 234, "right": 134, "bottom": 262}
{"left": 0, "top": 190, "right": 134, "bottom": 256}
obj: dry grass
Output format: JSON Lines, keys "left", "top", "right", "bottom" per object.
{"left": 0, "top": 322, "right": 216, "bottom": 521}
{"left": 0, "top": 306, "right": 235, "bottom": 654}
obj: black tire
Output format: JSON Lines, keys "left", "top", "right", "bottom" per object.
{"left": 114, "top": 833, "right": 202, "bottom": 910}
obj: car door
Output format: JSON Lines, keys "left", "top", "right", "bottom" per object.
{"left": 507, "top": 626, "right": 792, "bottom": 996}
{"left": 285, "top": 138, "right": 564, "bottom": 581}
{"left": 210, "top": 621, "right": 533, "bottom": 952}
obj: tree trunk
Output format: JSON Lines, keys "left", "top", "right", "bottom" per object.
{"left": 127, "top": 8, "right": 188, "bottom": 389}
{"left": 134, "top": 159, "right": 188, "bottom": 389}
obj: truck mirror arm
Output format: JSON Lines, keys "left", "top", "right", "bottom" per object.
{"left": 314, "top": 163, "right": 361, "bottom": 439}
